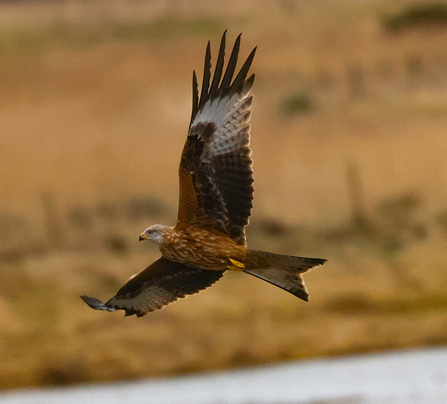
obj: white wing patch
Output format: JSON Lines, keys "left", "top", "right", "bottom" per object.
{"left": 108, "top": 285, "right": 177, "bottom": 314}
{"left": 192, "top": 91, "right": 254, "bottom": 159}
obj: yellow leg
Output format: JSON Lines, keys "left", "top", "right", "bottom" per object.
{"left": 227, "top": 258, "right": 245, "bottom": 271}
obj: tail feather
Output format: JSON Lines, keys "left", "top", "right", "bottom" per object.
{"left": 243, "top": 249, "right": 326, "bottom": 301}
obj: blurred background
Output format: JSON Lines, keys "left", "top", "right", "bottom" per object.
{"left": 1, "top": 0, "right": 447, "bottom": 393}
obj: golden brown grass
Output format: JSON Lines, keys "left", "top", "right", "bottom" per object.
{"left": 1, "top": 0, "right": 447, "bottom": 389}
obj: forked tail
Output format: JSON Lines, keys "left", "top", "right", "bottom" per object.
{"left": 243, "top": 249, "right": 326, "bottom": 301}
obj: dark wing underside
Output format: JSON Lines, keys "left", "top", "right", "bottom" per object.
{"left": 81, "top": 257, "right": 225, "bottom": 317}
{"left": 177, "top": 32, "right": 257, "bottom": 245}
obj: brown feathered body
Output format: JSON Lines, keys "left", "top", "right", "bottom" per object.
{"left": 157, "top": 226, "right": 247, "bottom": 271}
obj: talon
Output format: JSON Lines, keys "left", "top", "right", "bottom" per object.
{"left": 227, "top": 258, "right": 245, "bottom": 271}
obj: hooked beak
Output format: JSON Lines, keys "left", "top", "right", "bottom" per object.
{"left": 139, "top": 233, "right": 149, "bottom": 242}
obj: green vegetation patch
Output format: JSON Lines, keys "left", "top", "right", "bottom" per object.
{"left": 382, "top": 3, "right": 447, "bottom": 33}
{"left": 279, "top": 91, "right": 314, "bottom": 115}
{"left": 325, "top": 294, "right": 447, "bottom": 316}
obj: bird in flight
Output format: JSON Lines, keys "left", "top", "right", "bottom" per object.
{"left": 81, "top": 32, "right": 326, "bottom": 317}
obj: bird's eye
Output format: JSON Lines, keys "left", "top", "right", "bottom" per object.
{"left": 148, "top": 229, "right": 154, "bottom": 234}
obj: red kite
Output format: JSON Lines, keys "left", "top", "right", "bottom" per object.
{"left": 81, "top": 32, "right": 326, "bottom": 317}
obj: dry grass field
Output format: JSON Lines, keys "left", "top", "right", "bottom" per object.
{"left": 1, "top": 0, "right": 447, "bottom": 390}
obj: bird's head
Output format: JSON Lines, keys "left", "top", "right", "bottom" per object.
{"left": 139, "top": 224, "right": 169, "bottom": 245}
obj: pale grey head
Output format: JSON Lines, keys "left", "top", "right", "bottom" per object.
{"left": 139, "top": 224, "right": 170, "bottom": 245}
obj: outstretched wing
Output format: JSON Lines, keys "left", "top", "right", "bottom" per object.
{"left": 81, "top": 257, "right": 225, "bottom": 317}
{"left": 177, "top": 32, "right": 256, "bottom": 245}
